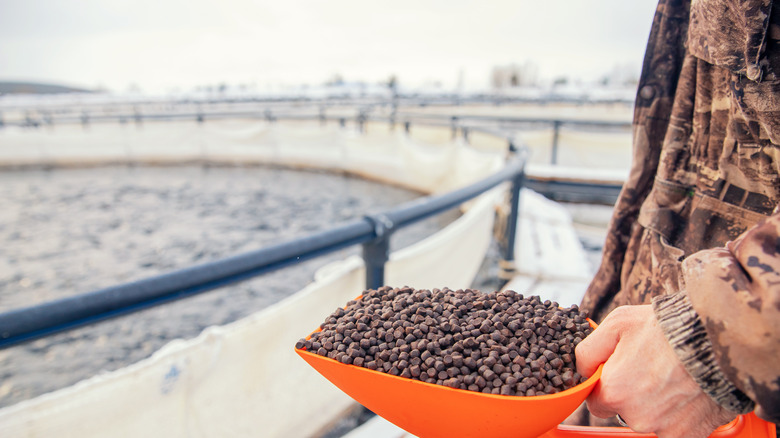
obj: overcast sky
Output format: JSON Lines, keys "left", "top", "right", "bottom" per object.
{"left": 0, "top": 0, "right": 660, "bottom": 94}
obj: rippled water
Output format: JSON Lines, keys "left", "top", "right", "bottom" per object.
{"left": 0, "top": 165, "right": 475, "bottom": 407}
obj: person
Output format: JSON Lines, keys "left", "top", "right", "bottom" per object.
{"left": 568, "top": 0, "right": 780, "bottom": 436}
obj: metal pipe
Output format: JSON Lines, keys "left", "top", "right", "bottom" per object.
{"left": 3, "top": 109, "right": 632, "bottom": 132}
{"left": 0, "top": 220, "right": 375, "bottom": 349}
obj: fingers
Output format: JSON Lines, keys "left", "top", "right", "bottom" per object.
{"left": 574, "top": 309, "right": 623, "bottom": 378}
{"left": 575, "top": 305, "right": 734, "bottom": 437}
{"left": 574, "top": 307, "right": 640, "bottom": 419}
{"left": 584, "top": 380, "right": 618, "bottom": 419}
{"left": 575, "top": 318, "right": 622, "bottom": 419}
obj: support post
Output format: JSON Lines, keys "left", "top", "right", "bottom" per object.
{"left": 390, "top": 103, "right": 397, "bottom": 130}
{"left": 451, "top": 116, "right": 458, "bottom": 139}
{"left": 362, "top": 214, "right": 394, "bottom": 290}
{"left": 551, "top": 120, "right": 562, "bottom": 165}
{"left": 357, "top": 111, "right": 365, "bottom": 133}
{"left": 499, "top": 166, "right": 525, "bottom": 282}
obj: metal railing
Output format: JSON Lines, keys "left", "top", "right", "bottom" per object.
{"left": 2, "top": 105, "right": 627, "bottom": 205}
{"left": 2, "top": 97, "right": 632, "bottom": 171}
{"left": 0, "top": 92, "right": 634, "bottom": 116}
{"left": 392, "top": 112, "right": 630, "bottom": 164}
{"left": 3, "top": 104, "right": 632, "bottom": 160}
{"left": 3, "top": 105, "right": 627, "bottom": 204}
{"left": 0, "top": 154, "right": 527, "bottom": 350}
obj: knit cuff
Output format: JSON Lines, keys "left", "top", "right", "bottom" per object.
{"left": 652, "top": 292, "right": 755, "bottom": 414}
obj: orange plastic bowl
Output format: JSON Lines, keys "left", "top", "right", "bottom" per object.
{"left": 296, "top": 322, "right": 601, "bottom": 438}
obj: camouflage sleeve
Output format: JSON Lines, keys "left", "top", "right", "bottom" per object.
{"left": 653, "top": 213, "right": 780, "bottom": 423}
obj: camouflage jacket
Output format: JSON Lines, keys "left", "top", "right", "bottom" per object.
{"left": 580, "top": 0, "right": 780, "bottom": 423}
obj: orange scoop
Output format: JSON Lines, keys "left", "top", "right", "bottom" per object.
{"left": 296, "top": 321, "right": 775, "bottom": 438}
{"left": 296, "top": 320, "right": 602, "bottom": 438}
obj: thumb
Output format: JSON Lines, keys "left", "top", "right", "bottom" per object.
{"left": 575, "top": 318, "right": 620, "bottom": 378}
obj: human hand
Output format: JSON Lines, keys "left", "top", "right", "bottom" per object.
{"left": 575, "top": 305, "right": 736, "bottom": 437}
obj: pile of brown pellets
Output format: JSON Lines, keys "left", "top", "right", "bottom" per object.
{"left": 296, "top": 286, "right": 593, "bottom": 397}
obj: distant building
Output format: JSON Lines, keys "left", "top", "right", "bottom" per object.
{"left": 491, "top": 62, "right": 539, "bottom": 89}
